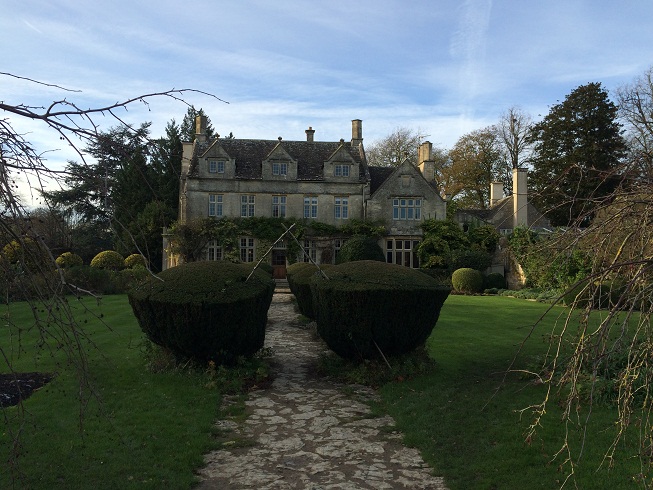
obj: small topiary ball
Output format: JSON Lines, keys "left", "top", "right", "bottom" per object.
{"left": 56, "top": 251, "right": 83, "bottom": 268}
{"left": 90, "top": 250, "right": 125, "bottom": 271}
{"left": 124, "top": 253, "right": 147, "bottom": 269}
{"left": 452, "top": 268, "right": 484, "bottom": 294}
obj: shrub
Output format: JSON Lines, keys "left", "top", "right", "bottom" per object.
{"left": 335, "top": 235, "right": 385, "bottom": 264}
{"left": 310, "top": 260, "right": 450, "bottom": 360}
{"left": 286, "top": 262, "right": 331, "bottom": 319}
{"left": 128, "top": 261, "right": 275, "bottom": 364}
{"left": 451, "top": 268, "right": 484, "bottom": 294}
{"left": 55, "top": 252, "right": 83, "bottom": 268}
{"left": 468, "top": 225, "right": 501, "bottom": 254}
{"left": 124, "top": 253, "right": 147, "bottom": 269}
{"left": 449, "top": 248, "right": 492, "bottom": 272}
{"left": 91, "top": 250, "right": 125, "bottom": 271}
{"left": 562, "top": 280, "right": 626, "bottom": 309}
{"left": 484, "top": 272, "right": 506, "bottom": 290}
{"left": 1, "top": 237, "right": 49, "bottom": 271}
{"left": 419, "top": 267, "right": 452, "bottom": 287}
{"left": 117, "top": 267, "right": 150, "bottom": 291}
{"left": 63, "top": 266, "right": 120, "bottom": 295}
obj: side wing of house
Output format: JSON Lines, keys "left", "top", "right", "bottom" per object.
{"left": 367, "top": 160, "right": 446, "bottom": 267}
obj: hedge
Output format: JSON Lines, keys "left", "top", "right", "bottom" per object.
{"left": 310, "top": 260, "right": 450, "bottom": 360}
{"left": 128, "top": 261, "right": 275, "bottom": 364}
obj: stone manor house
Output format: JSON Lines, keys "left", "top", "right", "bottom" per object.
{"left": 163, "top": 117, "right": 548, "bottom": 277}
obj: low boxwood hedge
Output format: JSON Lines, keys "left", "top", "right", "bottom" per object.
{"left": 128, "top": 261, "right": 275, "bottom": 364}
{"left": 310, "top": 260, "right": 450, "bottom": 360}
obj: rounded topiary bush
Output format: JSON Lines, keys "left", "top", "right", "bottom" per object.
{"left": 91, "top": 250, "right": 125, "bottom": 271}
{"left": 335, "top": 235, "right": 385, "bottom": 264}
{"left": 55, "top": 252, "right": 83, "bottom": 268}
{"left": 310, "top": 260, "right": 450, "bottom": 360}
{"left": 286, "top": 262, "right": 332, "bottom": 319}
{"left": 124, "top": 253, "right": 147, "bottom": 269}
{"left": 484, "top": 272, "right": 506, "bottom": 290}
{"left": 128, "top": 261, "right": 275, "bottom": 364}
{"left": 452, "top": 268, "right": 484, "bottom": 294}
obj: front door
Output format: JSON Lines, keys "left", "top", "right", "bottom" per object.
{"left": 271, "top": 250, "right": 287, "bottom": 279}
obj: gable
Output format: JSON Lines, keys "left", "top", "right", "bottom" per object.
{"left": 370, "top": 160, "right": 442, "bottom": 201}
{"left": 264, "top": 142, "right": 295, "bottom": 163}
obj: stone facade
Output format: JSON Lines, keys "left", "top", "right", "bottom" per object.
{"left": 164, "top": 118, "right": 446, "bottom": 272}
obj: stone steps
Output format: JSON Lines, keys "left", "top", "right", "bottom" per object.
{"left": 274, "top": 279, "right": 291, "bottom": 294}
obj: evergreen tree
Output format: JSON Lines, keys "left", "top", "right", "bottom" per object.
{"left": 180, "top": 106, "right": 215, "bottom": 141}
{"left": 529, "top": 82, "right": 626, "bottom": 226}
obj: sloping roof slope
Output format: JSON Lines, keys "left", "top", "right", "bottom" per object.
{"left": 188, "top": 138, "right": 367, "bottom": 181}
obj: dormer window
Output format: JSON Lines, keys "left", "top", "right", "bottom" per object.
{"left": 335, "top": 165, "right": 350, "bottom": 177}
{"left": 272, "top": 162, "right": 288, "bottom": 176}
{"left": 209, "top": 160, "right": 225, "bottom": 174}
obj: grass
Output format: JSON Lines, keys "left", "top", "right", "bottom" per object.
{"left": 377, "top": 295, "right": 646, "bottom": 489}
{"left": 0, "top": 295, "right": 230, "bottom": 490}
{"left": 2, "top": 293, "right": 647, "bottom": 489}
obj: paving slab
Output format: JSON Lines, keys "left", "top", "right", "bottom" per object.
{"left": 196, "top": 292, "right": 447, "bottom": 489}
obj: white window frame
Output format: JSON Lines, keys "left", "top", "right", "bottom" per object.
{"left": 272, "top": 162, "right": 288, "bottom": 176}
{"left": 334, "top": 164, "right": 350, "bottom": 177}
{"left": 334, "top": 196, "right": 349, "bottom": 219}
{"left": 304, "top": 196, "right": 318, "bottom": 219}
{"left": 385, "top": 238, "right": 420, "bottom": 268}
{"left": 209, "top": 160, "right": 225, "bottom": 174}
{"left": 240, "top": 237, "right": 255, "bottom": 263}
{"left": 241, "top": 195, "right": 255, "bottom": 217}
{"left": 392, "top": 198, "right": 422, "bottom": 220}
{"left": 302, "top": 239, "right": 317, "bottom": 263}
{"left": 208, "top": 194, "right": 223, "bottom": 217}
{"left": 206, "top": 240, "right": 223, "bottom": 261}
{"left": 272, "top": 195, "right": 287, "bottom": 218}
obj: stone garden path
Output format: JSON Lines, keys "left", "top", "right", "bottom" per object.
{"left": 196, "top": 290, "right": 448, "bottom": 489}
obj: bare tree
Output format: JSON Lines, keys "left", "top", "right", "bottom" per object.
{"left": 513, "top": 73, "right": 653, "bottom": 485}
{"left": 0, "top": 72, "right": 220, "bottom": 480}
{"left": 616, "top": 66, "right": 653, "bottom": 182}
{"left": 365, "top": 127, "right": 424, "bottom": 167}
{"left": 496, "top": 106, "right": 533, "bottom": 169}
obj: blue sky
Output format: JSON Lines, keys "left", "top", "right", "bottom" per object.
{"left": 2, "top": 0, "right": 653, "bottom": 200}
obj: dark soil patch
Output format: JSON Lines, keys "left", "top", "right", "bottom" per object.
{"left": 0, "top": 372, "right": 55, "bottom": 407}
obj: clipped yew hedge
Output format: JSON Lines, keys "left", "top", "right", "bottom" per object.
{"left": 286, "top": 262, "right": 332, "bottom": 319}
{"left": 128, "top": 261, "right": 275, "bottom": 364}
{"left": 310, "top": 260, "right": 450, "bottom": 360}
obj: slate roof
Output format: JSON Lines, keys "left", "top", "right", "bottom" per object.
{"left": 367, "top": 166, "right": 395, "bottom": 194}
{"left": 188, "top": 138, "right": 367, "bottom": 181}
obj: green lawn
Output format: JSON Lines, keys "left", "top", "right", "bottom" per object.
{"left": 1, "top": 295, "right": 221, "bottom": 490}
{"left": 379, "top": 295, "right": 645, "bottom": 489}
{"left": 1, "top": 294, "right": 647, "bottom": 489}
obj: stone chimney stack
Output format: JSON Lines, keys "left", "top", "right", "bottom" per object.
{"left": 417, "top": 141, "right": 435, "bottom": 180}
{"left": 351, "top": 119, "right": 363, "bottom": 147}
{"left": 305, "top": 126, "right": 315, "bottom": 142}
{"left": 513, "top": 167, "right": 528, "bottom": 228}
{"left": 195, "top": 115, "right": 208, "bottom": 143}
{"left": 490, "top": 182, "right": 503, "bottom": 206}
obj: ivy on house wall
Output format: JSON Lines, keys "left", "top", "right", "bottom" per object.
{"left": 166, "top": 217, "right": 386, "bottom": 264}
